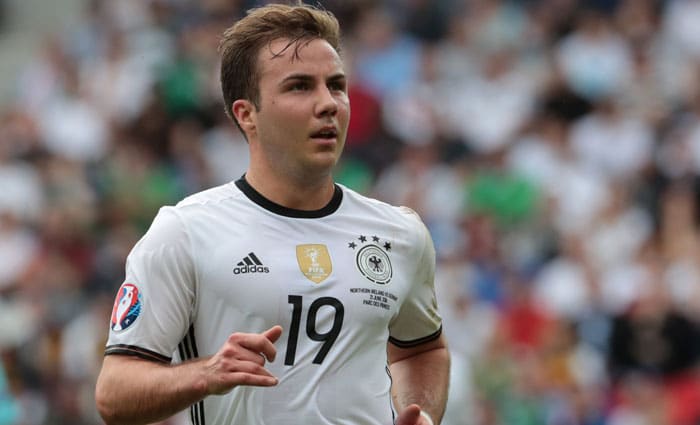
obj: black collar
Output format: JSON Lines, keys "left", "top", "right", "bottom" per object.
{"left": 235, "top": 175, "right": 343, "bottom": 218}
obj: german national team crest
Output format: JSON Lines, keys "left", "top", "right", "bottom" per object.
{"left": 296, "top": 244, "right": 332, "bottom": 284}
{"left": 110, "top": 283, "right": 142, "bottom": 332}
{"left": 348, "top": 235, "right": 393, "bottom": 285}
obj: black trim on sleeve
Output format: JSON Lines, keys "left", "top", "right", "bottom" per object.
{"left": 177, "top": 341, "right": 187, "bottom": 362}
{"left": 235, "top": 175, "right": 343, "bottom": 218}
{"left": 104, "top": 344, "right": 172, "bottom": 364}
{"left": 179, "top": 334, "right": 192, "bottom": 360}
{"left": 178, "top": 324, "right": 199, "bottom": 360}
{"left": 189, "top": 325, "right": 199, "bottom": 357}
{"left": 191, "top": 400, "right": 205, "bottom": 425}
{"left": 197, "top": 401, "right": 205, "bottom": 425}
{"left": 178, "top": 325, "right": 205, "bottom": 425}
{"left": 388, "top": 326, "right": 442, "bottom": 348}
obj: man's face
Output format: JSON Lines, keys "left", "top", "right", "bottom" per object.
{"left": 249, "top": 37, "right": 350, "bottom": 181}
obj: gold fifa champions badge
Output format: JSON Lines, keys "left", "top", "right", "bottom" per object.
{"left": 296, "top": 244, "right": 332, "bottom": 284}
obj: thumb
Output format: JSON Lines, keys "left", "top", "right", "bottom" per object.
{"left": 395, "top": 404, "right": 422, "bottom": 425}
{"left": 263, "top": 325, "right": 283, "bottom": 343}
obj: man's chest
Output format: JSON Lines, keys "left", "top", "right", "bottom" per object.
{"left": 192, "top": 219, "right": 414, "bottom": 331}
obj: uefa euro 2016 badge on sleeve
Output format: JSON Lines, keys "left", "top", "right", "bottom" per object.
{"left": 111, "top": 283, "right": 143, "bottom": 332}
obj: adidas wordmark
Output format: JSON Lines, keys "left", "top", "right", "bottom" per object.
{"left": 233, "top": 252, "right": 270, "bottom": 274}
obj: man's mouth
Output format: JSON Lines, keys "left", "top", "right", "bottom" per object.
{"left": 310, "top": 127, "right": 338, "bottom": 140}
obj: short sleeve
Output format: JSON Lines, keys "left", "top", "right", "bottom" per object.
{"left": 388, "top": 213, "right": 442, "bottom": 347}
{"left": 105, "top": 207, "right": 196, "bottom": 363}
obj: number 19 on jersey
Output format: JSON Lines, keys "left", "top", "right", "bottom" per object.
{"left": 285, "top": 295, "right": 344, "bottom": 366}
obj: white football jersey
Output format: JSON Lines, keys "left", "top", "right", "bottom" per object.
{"left": 105, "top": 177, "right": 442, "bottom": 425}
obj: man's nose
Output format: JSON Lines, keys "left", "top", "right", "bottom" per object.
{"left": 315, "top": 87, "right": 338, "bottom": 117}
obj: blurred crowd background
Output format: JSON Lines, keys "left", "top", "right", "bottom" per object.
{"left": 2, "top": 0, "right": 700, "bottom": 424}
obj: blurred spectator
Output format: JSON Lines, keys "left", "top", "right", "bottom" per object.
{"left": 36, "top": 63, "right": 109, "bottom": 163}
{"left": 617, "top": 41, "right": 672, "bottom": 126}
{"left": 608, "top": 243, "right": 699, "bottom": 376}
{"left": 606, "top": 374, "right": 671, "bottom": 425}
{"left": 656, "top": 182, "right": 700, "bottom": 318}
{"left": 200, "top": 110, "right": 250, "bottom": 185}
{"left": 373, "top": 143, "right": 465, "bottom": 253}
{"left": 442, "top": 48, "right": 537, "bottom": 154}
{"left": 0, "top": 213, "right": 38, "bottom": 293}
{"left": 607, "top": 255, "right": 700, "bottom": 425}
{"left": 583, "top": 181, "right": 653, "bottom": 273}
{"left": 352, "top": 4, "right": 422, "bottom": 98}
{"left": 83, "top": 31, "right": 156, "bottom": 125}
{"left": 466, "top": 150, "right": 541, "bottom": 229}
{"left": 457, "top": 0, "right": 529, "bottom": 54}
{"left": 436, "top": 255, "right": 499, "bottom": 425}
{"left": 16, "top": 38, "right": 72, "bottom": 116}
{"left": 381, "top": 45, "right": 444, "bottom": 147}
{"left": 556, "top": 8, "right": 633, "bottom": 101}
{"left": 569, "top": 97, "right": 654, "bottom": 183}
{"left": 0, "top": 140, "right": 44, "bottom": 223}
{"left": 533, "top": 234, "right": 594, "bottom": 321}
{"left": 662, "top": 0, "right": 700, "bottom": 61}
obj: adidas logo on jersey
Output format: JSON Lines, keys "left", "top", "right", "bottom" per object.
{"left": 233, "top": 252, "right": 270, "bottom": 274}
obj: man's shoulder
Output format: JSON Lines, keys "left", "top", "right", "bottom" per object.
{"left": 155, "top": 182, "right": 246, "bottom": 228}
{"left": 175, "top": 182, "right": 242, "bottom": 209}
{"left": 339, "top": 184, "right": 424, "bottom": 225}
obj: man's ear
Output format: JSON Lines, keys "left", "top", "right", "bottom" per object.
{"left": 232, "top": 99, "right": 257, "bottom": 136}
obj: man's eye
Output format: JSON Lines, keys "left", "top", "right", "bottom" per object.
{"left": 329, "top": 81, "right": 346, "bottom": 92}
{"left": 290, "top": 82, "right": 309, "bottom": 91}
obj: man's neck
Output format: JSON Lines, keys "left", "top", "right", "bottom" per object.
{"left": 244, "top": 170, "right": 336, "bottom": 211}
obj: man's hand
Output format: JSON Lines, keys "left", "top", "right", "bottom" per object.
{"left": 204, "top": 325, "right": 283, "bottom": 394}
{"left": 395, "top": 404, "right": 434, "bottom": 425}
{"left": 95, "top": 326, "right": 284, "bottom": 424}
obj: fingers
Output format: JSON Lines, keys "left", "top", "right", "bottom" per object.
{"left": 237, "top": 326, "right": 281, "bottom": 363}
{"left": 230, "top": 348, "right": 267, "bottom": 366}
{"left": 224, "top": 359, "right": 278, "bottom": 385}
{"left": 263, "top": 325, "right": 283, "bottom": 344}
{"left": 226, "top": 371, "right": 278, "bottom": 387}
{"left": 206, "top": 326, "right": 284, "bottom": 394}
{"left": 207, "top": 360, "right": 278, "bottom": 394}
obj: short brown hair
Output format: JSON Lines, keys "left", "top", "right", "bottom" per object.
{"left": 219, "top": 2, "right": 341, "bottom": 124}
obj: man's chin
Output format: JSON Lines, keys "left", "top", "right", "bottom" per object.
{"left": 311, "top": 149, "right": 342, "bottom": 166}
{"left": 297, "top": 156, "right": 339, "bottom": 179}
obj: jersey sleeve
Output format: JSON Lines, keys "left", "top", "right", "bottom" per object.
{"left": 105, "top": 206, "right": 196, "bottom": 363}
{"left": 388, "top": 211, "right": 442, "bottom": 347}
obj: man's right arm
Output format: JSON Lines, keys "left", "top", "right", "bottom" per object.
{"left": 95, "top": 326, "right": 283, "bottom": 425}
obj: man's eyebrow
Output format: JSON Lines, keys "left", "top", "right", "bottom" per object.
{"left": 280, "top": 73, "right": 346, "bottom": 85}
{"left": 327, "top": 73, "right": 346, "bottom": 83}
{"left": 280, "top": 74, "right": 314, "bottom": 84}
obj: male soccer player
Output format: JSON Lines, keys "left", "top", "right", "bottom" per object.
{"left": 95, "top": 3, "right": 449, "bottom": 424}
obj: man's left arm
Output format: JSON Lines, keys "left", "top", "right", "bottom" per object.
{"left": 388, "top": 334, "right": 450, "bottom": 425}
